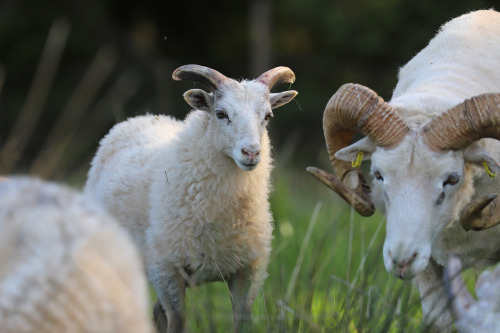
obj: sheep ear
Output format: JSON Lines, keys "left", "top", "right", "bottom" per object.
{"left": 335, "top": 137, "right": 376, "bottom": 161}
{"left": 183, "top": 89, "right": 214, "bottom": 112}
{"left": 464, "top": 142, "right": 500, "bottom": 174}
{"left": 270, "top": 91, "right": 298, "bottom": 109}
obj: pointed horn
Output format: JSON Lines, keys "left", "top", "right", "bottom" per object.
{"left": 256, "top": 67, "right": 295, "bottom": 90}
{"left": 308, "top": 83, "right": 409, "bottom": 217}
{"left": 444, "top": 255, "right": 475, "bottom": 321}
{"left": 459, "top": 194, "right": 500, "bottom": 231}
{"left": 306, "top": 166, "right": 373, "bottom": 216}
{"left": 423, "top": 93, "right": 500, "bottom": 152}
{"left": 172, "top": 64, "right": 229, "bottom": 92}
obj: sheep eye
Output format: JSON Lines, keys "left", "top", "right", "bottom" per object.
{"left": 264, "top": 112, "right": 273, "bottom": 122}
{"left": 374, "top": 171, "right": 384, "bottom": 181}
{"left": 435, "top": 192, "right": 445, "bottom": 205}
{"left": 215, "top": 110, "right": 229, "bottom": 120}
{"left": 443, "top": 173, "right": 459, "bottom": 186}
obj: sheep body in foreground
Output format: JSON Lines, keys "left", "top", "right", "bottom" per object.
{"left": 444, "top": 255, "right": 500, "bottom": 333}
{"left": 309, "top": 10, "right": 500, "bottom": 330}
{"left": 0, "top": 177, "right": 152, "bottom": 333}
{"left": 85, "top": 65, "right": 297, "bottom": 332}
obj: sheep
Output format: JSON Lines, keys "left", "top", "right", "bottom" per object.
{"left": 0, "top": 176, "right": 153, "bottom": 333}
{"left": 444, "top": 255, "right": 500, "bottom": 333}
{"left": 84, "top": 64, "right": 298, "bottom": 332}
{"left": 307, "top": 9, "right": 500, "bottom": 331}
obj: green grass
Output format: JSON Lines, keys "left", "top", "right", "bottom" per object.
{"left": 2, "top": 21, "right": 483, "bottom": 332}
{"left": 171, "top": 166, "right": 428, "bottom": 332}
{"left": 1, "top": 23, "right": 428, "bottom": 331}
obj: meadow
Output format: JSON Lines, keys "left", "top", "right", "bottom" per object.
{"left": 2, "top": 16, "right": 484, "bottom": 331}
{"left": 171, "top": 160, "right": 427, "bottom": 332}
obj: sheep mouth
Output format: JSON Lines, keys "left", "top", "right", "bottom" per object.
{"left": 237, "top": 161, "right": 259, "bottom": 171}
{"left": 242, "top": 162, "right": 258, "bottom": 168}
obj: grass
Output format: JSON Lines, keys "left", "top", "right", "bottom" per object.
{"left": 2, "top": 20, "right": 481, "bottom": 333}
{"left": 175, "top": 166, "right": 427, "bottom": 332}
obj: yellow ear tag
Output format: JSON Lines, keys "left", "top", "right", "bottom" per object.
{"left": 352, "top": 151, "right": 364, "bottom": 168}
{"left": 483, "top": 161, "right": 497, "bottom": 178}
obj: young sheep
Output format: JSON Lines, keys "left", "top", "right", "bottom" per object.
{"left": 0, "top": 177, "right": 153, "bottom": 333}
{"left": 85, "top": 64, "right": 298, "bottom": 332}
{"left": 308, "top": 10, "right": 500, "bottom": 331}
{"left": 444, "top": 255, "right": 500, "bottom": 333}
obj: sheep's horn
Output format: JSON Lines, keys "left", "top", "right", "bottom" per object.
{"left": 460, "top": 194, "right": 500, "bottom": 230}
{"left": 256, "top": 67, "right": 295, "bottom": 90}
{"left": 306, "top": 166, "right": 374, "bottom": 216}
{"left": 423, "top": 93, "right": 500, "bottom": 152}
{"left": 172, "top": 64, "right": 229, "bottom": 92}
{"left": 444, "top": 255, "right": 475, "bottom": 321}
{"left": 308, "top": 83, "right": 409, "bottom": 217}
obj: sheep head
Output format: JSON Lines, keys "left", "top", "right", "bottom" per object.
{"left": 173, "top": 64, "right": 297, "bottom": 171}
{"left": 308, "top": 83, "right": 500, "bottom": 279}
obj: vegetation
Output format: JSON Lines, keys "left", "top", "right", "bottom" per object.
{"left": 0, "top": 1, "right": 490, "bottom": 331}
{"left": 179, "top": 166, "right": 426, "bottom": 332}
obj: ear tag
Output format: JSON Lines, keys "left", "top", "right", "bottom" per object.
{"left": 483, "top": 161, "right": 497, "bottom": 178}
{"left": 352, "top": 151, "right": 364, "bottom": 169}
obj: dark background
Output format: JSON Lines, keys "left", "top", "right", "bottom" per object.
{"left": 0, "top": 0, "right": 497, "bottom": 181}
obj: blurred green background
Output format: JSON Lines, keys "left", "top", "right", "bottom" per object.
{"left": 0, "top": 0, "right": 497, "bottom": 179}
{"left": 0, "top": 1, "right": 494, "bottom": 331}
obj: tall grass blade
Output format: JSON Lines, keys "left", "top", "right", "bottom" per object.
{"left": 0, "top": 18, "right": 70, "bottom": 172}
{"left": 30, "top": 45, "right": 118, "bottom": 178}
{"left": 284, "top": 201, "right": 321, "bottom": 302}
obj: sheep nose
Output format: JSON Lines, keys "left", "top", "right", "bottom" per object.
{"left": 242, "top": 148, "right": 260, "bottom": 160}
{"left": 391, "top": 251, "right": 417, "bottom": 278}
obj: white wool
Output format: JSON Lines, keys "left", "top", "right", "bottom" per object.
{"left": 86, "top": 112, "right": 273, "bottom": 277}
{"left": 84, "top": 65, "right": 297, "bottom": 332}
{"left": 385, "top": 10, "right": 500, "bottom": 330}
{"left": 0, "top": 177, "right": 152, "bottom": 333}
{"left": 391, "top": 9, "right": 500, "bottom": 119}
{"left": 383, "top": 9, "right": 500, "bottom": 268}
{"left": 335, "top": 10, "right": 500, "bottom": 331}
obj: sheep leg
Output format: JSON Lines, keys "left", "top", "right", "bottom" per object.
{"left": 228, "top": 265, "right": 259, "bottom": 332}
{"left": 153, "top": 301, "right": 169, "bottom": 332}
{"left": 148, "top": 266, "right": 186, "bottom": 333}
{"left": 413, "top": 258, "right": 453, "bottom": 332}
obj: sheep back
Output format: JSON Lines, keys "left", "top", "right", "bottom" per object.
{"left": 391, "top": 9, "right": 500, "bottom": 119}
{"left": 0, "top": 177, "right": 152, "bottom": 333}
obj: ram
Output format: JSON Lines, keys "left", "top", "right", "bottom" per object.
{"left": 85, "top": 64, "right": 297, "bottom": 332}
{"left": 0, "top": 177, "right": 152, "bottom": 333}
{"left": 308, "top": 9, "right": 500, "bottom": 330}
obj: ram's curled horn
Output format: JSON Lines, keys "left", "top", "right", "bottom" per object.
{"left": 256, "top": 67, "right": 295, "bottom": 90}
{"left": 307, "top": 83, "right": 410, "bottom": 217}
{"left": 423, "top": 93, "right": 500, "bottom": 152}
{"left": 172, "top": 64, "right": 229, "bottom": 92}
{"left": 459, "top": 194, "right": 500, "bottom": 231}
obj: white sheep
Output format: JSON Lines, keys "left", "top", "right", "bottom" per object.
{"left": 0, "top": 177, "right": 153, "bottom": 333}
{"left": 85, "top": 64, "right": 298, "bottom": 332}
{"left": 444, "top": 255, "right": 500, "bottom": 333}
{"left": 308, "top": 9, "right": 500, "bottom": 331}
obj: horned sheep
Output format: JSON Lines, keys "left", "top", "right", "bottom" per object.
{"left": 85, "top": 64, "right": 298, "bottom": 332}
{"left": 308, "top": 9, "right": 500, "bottom": 331}
{"left": 0, "top": 177, "right": 153, "bottom": 333}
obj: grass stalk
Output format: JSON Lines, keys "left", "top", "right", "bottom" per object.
{"left": 0, "top": 18, "right": 70, "bottom": 172}
{"left": 284, "top": 201, "right": 322, "bottom": 302}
